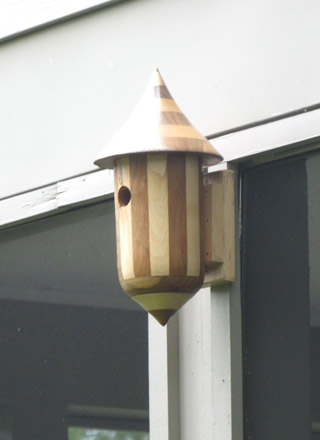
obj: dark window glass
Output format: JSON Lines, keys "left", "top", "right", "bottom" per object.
{"left": 0, "top": 201, "right": 149, "bottom": 440}
{"left": 242, "top": 151, "right": 320, "bottom": 439}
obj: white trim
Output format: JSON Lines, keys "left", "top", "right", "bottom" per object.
{"left": 211, "top": 107, "right": 320, "bottom": 165}
{"left": 1, "top": 108, "right": 320, "bottom": 230}
{"left": 0, "top": 0, "right": 127, "bottom": 42}
{"left": 148, "top": 314, "right": 180, "bottom": 440}
{"left": 178, "top": 286, "right": 232, "bottom": 440}
{"left": 0, "top": 169, "right": 114, "bottom": 230}
{"left": 149, "top": 287, "right": 242, "bottom": 440}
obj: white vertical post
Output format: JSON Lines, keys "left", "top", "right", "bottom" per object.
{"left": 178, "top": 286, "right": 232, "bottom": 440}
{"left": 148, "top": 167, "right": 242, "bottom": 440}
{"left": 148, "top": 314, "right": 180, "bottom": 440}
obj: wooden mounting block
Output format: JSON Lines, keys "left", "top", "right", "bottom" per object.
{"left": 203, "top": 170, "right": 235, "bottom": 286}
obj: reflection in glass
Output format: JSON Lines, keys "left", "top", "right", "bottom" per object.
{"left": 68, "top": 427, "right": 149, "bottom": 440}
{"left": 0, "top": 403, "right": 12, "bottom": 440}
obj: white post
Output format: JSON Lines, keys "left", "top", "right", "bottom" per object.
{"left": 148, "top": 167, "right": 242, "bottom": 440}
{"left": 148, "top": 314, "right": 180, "bottom": 440}
{"left": 178, "top": 285, "right": 232, "bottom": 440}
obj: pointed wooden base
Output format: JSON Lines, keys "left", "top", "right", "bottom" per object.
{"left": 149, "top": 310, "right": 177, "bottom": 326}
{"left": 132, "top": 292, "right": 193, "bottom": 325}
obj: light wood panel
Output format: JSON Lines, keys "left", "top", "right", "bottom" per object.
{"left": 115, "top": 157, "right": 135, "bottom": 280}
{"left": 203, "top": 170, "right": 235, "bottom": 285}
{"left": 148, "top": 154, "right": 170, "bottom": 277}
{"left": 130, "top": 155, "right": 151, "bottom": 277}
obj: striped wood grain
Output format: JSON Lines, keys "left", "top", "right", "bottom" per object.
{"left": 94, "top": 69, "right": 223, "bottom": 169}
{"left": 147, "top": 154, "right": 170, "bottom": 277}
{"left": 98, "top": 69, "right": 222, "bottom": 325}
{"left": 114, "top": 153, "right": 205, "bottom": 325}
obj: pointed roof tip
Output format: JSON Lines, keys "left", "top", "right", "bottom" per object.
{"left": 148, "top": 67, "right": 166, "bottom": 87}
{"left": 150, "top": 310, "right": 177, "bottom": 326}
{"left": 94, "top": 69, "right": 223, "bottom": 169}
{"left": 153, "top": 67, "right": 162, "bottom": 76}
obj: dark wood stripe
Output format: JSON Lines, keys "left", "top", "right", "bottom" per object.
{"left": 160, "top": 111, "right": 191, "bottom": 126}
{"left": 203, "top": 180, "right": 212, "bottom": 263}
{"left": 160, "top": 137, "right": 222, "bottom": 165}
{"left": 130, "top": 155, "right": 151, "bottom": 277}
{"left": 167, "top": 154, "right": 187, "bottom": 276}
{"left": 154, "top": 85, "right": 173, "bottom": 99}
{"left": 113, "top": 166, "right": 123, "bottom": 283}
{"left": 199, "top": 158, "right": 205, "bottom": 275}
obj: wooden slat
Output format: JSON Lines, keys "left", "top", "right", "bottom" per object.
{"left": 130, "top": 155, "right": 151, "bottom": 277}
{"left": 204, "top": 170, "right": 235, "bottom": 285}
{"left": 147, "top": 154, "right": 170, "bottom": 276}
{"left": 155, "top": 98, "right": 181, "bottom": 113}
{"left": 154, "top": 85, "right": 173, "bottom": 99}
{"left": 211, "top": 174, "right": 224, "bottom": 263}
{"left": 222, "top": 170, "right": 236, "bottom": 281}
{"left": 203, "top": 182, "right": 213, "bottom": 262}
{"left": 116, "top": 158, "right": 135, "bottom": 280}
{"left": 160, "top": 112, "right": 191, "bottom": 126}
{"left": 158, "top": 124, "right": 206, "bottom": 140}
{"left": 168, "top": 154, "right": 187, "bottom": 276}
{"left": 186, "top": 156, "right": 201, "bottom": 276}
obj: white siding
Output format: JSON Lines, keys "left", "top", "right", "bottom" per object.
{"left": 1, "top": 0, "right": 320, "bottom": 196}
{"left": 0, "top": 0, "right": 125, "bottom": 41}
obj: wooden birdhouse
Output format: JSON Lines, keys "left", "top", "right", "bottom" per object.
{"left": 94, "top": 69, "right": 224, "bottom": 325}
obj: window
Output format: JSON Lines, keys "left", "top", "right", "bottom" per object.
{"left": 242, "top": 148, "right": 320, "bottom": 439}
{"left": 0, "top": 200, "right": 149, "bottom": 439}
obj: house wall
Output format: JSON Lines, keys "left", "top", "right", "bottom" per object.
{"left": 1, "top": 0, "right": 320, "bottom": 197}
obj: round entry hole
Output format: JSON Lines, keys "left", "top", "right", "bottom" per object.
{"left": 118, "top": 186, "right": 131, "bottom": 207}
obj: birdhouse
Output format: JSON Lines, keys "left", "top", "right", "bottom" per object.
{"left": 94, "top": 69, "right": 224, "bottom": 325}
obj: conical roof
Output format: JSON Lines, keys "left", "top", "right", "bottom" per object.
{"left": 94, "top": 69, "right": 223, "bottom": 169}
